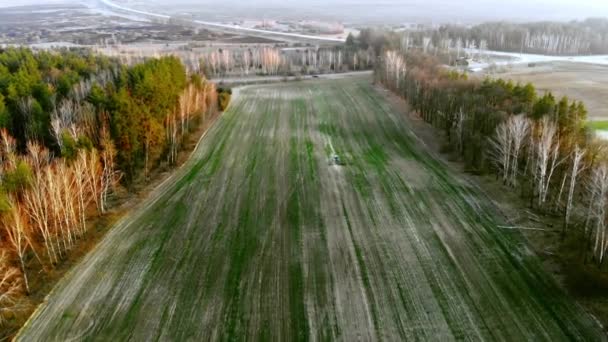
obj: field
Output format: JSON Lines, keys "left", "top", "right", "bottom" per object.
{"left": 589, "top": 121, "right": 608, "bottom": 130}
{"left": 17, "top": 76, "right": 603, "bottom": 340}
{"left": 489, "top": 62, "right": 608, "bottom": 120}
{"left": 0, "top": 3, "right": 276, "bottom": 47}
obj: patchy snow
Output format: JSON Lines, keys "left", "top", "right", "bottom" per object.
{"left": 0, "top": 0, "right": 69, "bottom": 8}
{"left": 596, "top": 130, "right": 608, "bottom": 140}
{"left": 98, "top": 0, "right": 169, "bottom": 20}
{"left": 97, "top": 0, "right": 345, "bottom": 42}
{"left": 0, "top": 42, "right": 85, "bottom": 49}
{"left": 84, "top": 2, "right": 152, "bottom": 23}
{"left": 466, "top": 49, "right": 608, "bottom": 72}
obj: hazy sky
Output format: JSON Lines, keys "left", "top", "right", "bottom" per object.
{"left": 144, "top": 0, "right": 608, "bottom": 23}
{"left": 1, "top": 0, "right": 607, "bottom": 23}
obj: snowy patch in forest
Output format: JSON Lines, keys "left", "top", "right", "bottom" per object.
{"left": 595, "top": 130, "right": 608, "bottom": 140}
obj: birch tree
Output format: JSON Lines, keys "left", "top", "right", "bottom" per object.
{"left": 454, "top": 109, "right": 465, "bottom": 155}
{"left": 242, "top": 49, "right": 251, "bottom": 75}
{"left": 73, "top": 151, "right": 91, "bottom": 236}
{"left": 99, "top": 126, "right": 118, "bottom": 213}
{"left": 534, "top": 117, "right": 566, "bottom": 207}
{"left": 490, "top": 118, "right": 512, "bottom": 184}
{"left": 3, "top": 202, "right": 33, "bottom": 294}
{"left": 589, "top": 163, "right": 608, "bottom": 264}
{"left": 563, "top": 146, "right": 585, "bottom": 237}
{"left": 0, "top": 251, "right": 22, "bottom": 325}
{"left": 507, "top": 115, "right": 531, "bottom": 186}
{"left": 383, "top": 51, "right": 406, "bottom": 91}
{"left": 23, "top": 143, "right": 58, "bottom": 264}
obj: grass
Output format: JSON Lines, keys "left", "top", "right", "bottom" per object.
{"left": 589, "top": 120, "right": 608, "bottom": 130}
{"left": 17, "top": 77, "right": 605, "bottom": 341}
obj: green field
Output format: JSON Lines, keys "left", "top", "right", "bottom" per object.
{"left": 589, "top": 120, "right": 608, "bottom": 131}
{"left": 18, "top": 77, "right": 603, "bottom": 340}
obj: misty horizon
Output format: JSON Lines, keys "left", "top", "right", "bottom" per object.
{"left": 0, "top": 0, "right": 608, "bottom": 24}
{"left": 148, "top": 0, "right": 608, "bottom": 24}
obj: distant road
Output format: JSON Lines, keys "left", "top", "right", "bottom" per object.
{"left": 211, "top": 70, "right": 373, "bottom": 85}
{"left": 97, "top": 0, "right": 345, "bottom": 43}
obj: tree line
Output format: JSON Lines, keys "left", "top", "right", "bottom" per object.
{"left": 401, "top": 18, "right": 608, "bottom": 56}
{"left": 377, "top": 47, "right": 608, "bottom": 269}
{"left": 0, "top": 47, "right": 221, "bottom": 335}
{"left": 200, "top": 45, "right": 376, "bottom": 77}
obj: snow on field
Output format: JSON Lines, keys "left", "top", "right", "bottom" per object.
{"left": 85, "top": 6, "right": 152, "bottom": 23}
{"left": 0, "top": 0, "right": 68, "bottom": 7}
{"left": 97, "top": 0, "right": 345, "bottom": 42}
{"left": 596, "top": 130, "right": 608, "bottom": 140}
{"left": 29, "top": 42, "right": 84, "bottom": 48}
{"left": 98, "top": 0, "right": 169, "bottom": 20}
{"left": 467, "top": 49, "right": 608, "bottom": 72}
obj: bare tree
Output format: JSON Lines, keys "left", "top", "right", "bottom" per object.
{"left": 220, "top": 49, "right": 232, "bottom": 75}
{"left": 260, "top": 47, "right": 282, "bottom": 75}
{"left": 422, "top": 37, "right": 431, "bottom": 53}
{"left": 383, "top": 50, "right": 406, "bottom": 90}
{"left": 73, "top": 151, "right": 91, "bottom": 236}
{"left": 3, "top": 202, "right": 33, "bottom": 294}
{"left": 51, "top": 99, "right": 80, "bottom": 151}
{"left": 166, "top": 110, "right": 179, "bottom": 165}
{"left": 0, "top": 129, "right": 17, "bottom": 169}
{"left": 0, "top": 251, "right": 23, "bottom": 325}
{"left": 18, "top": 97, "right": 37, "bottom": 141}
{"left": 490, "top": 119, "right": 512, "bottom": 184}
{"left": 454, "top": 108, "right": 465, "bottom": 155}
{"left": 534, "top": 117, "right": 566, "bottom": 207}
{"left": 456, "top": 38, "right": 463, "bottom": 59}
{"left": 23, "top": 143, "right": 59, "bottom": 264}
{"left": 242, "top": 49, "right": 251, "bottom": 75}
{"left": 508, "top": 115, "right": 531, "bottom": 186}
{"left": 563, "top": 146, "right": 586, "bottom": 237}
{"left": 99, "top": 125, "right": 118, "bottom": 213}
{"left": 589, "top": 163, "right": 608, "bottom": 264}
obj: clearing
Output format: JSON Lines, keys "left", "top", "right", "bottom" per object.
{"left": 17, "top": 76, "right": 603, "bottom": 340}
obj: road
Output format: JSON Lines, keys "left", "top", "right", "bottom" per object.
{"left": 17, "top": 76, "right": 603, "bottom": 340}
{"left": 211, "top": 70, "right": 373, "bottom": 85}
{"left": 96, "top": 0, "right": 345, "bottom": 43}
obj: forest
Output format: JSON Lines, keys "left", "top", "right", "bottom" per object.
{"left": 376, "top": 40, "right": 608, "bottom": 273}
{"left": 199, "top": 44, "right": 375, "bottom": 77}
{"left": 0, "top": 47, "right": 220, "bottom": 336}
{"left": 399, "top": 18, "right": 608, "bottom": 55}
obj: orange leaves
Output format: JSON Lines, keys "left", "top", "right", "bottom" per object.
{"left": 0, "top": 131, "right": 109, "bottom": 293}
{"left": 0, "top": 251, "right": 23, "bottom": 325}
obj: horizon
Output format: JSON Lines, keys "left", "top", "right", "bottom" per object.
{"left": 0, "top": 0, "right": 607, "bottom": 24}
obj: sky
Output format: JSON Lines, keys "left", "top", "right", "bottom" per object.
{"left": 141, "top": 0, "right": 608, "bottom": 24}
{"left": 0, "top": 0, "right": 607, "bottom": 23}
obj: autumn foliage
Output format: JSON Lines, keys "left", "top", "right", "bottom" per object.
{"left": 0, "top": 48, "right": 220, "bottom": 336}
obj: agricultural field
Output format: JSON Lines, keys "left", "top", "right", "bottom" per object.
{"left": 488, "top": 62, "right": 608, "bottom": 121}
{"left": 17, "top": 76, "right": 603, "bottom": 340}
{"left": 0, "top": 3, "right": 277, "bottom": 47}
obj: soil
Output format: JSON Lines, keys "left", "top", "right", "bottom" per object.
{"left": 17, "top": 76, "right": 603, "bottom": 340}
{"left": 377, "top": 81, "right": 608, "bottom": 336}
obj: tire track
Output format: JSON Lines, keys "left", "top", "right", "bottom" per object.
{"left": 17, "top": 76, "right": 605, "bottom": 341}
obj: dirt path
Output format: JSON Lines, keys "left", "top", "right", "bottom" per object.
{"left": 17, "top": 76, "right": 604, "bottom": 340}
{"left": 211, "top": 70, "right": 373, "bottom": 86}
